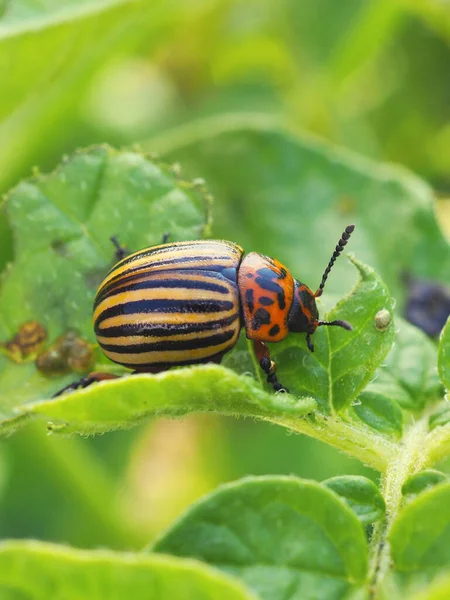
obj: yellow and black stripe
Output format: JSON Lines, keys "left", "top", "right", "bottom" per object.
{"left": 93, "top": 240, "right": 244, "bottom": 369}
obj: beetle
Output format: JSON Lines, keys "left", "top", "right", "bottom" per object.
{"left": 55, "top": 224, "right": 354, "bottom": 395}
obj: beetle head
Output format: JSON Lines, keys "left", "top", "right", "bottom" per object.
{"left": 287, "top": 224, "right": 355, "bottom": 352}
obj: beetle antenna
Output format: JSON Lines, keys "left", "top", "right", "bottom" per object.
{"left": 315, "top": 224, "right": 355, "bottom": 297}
{"left": 318, "top": 319, "right": 352, "bottom": 331}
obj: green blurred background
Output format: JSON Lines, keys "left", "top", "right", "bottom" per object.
{"left": 0, "top": 0, "right": 449, "bottom": 550}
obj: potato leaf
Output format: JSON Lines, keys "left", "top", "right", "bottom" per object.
{"left": 0, "top": 146, "right": 209, "bottom": 430}
{"left": 152, "top": 476, "right": 368, "bottom": 600}
{"left": 0, "top": 540, "right": 257, "bottom": 600}
{"left": 274, "top": 257, "right": 394, "bottom": 412}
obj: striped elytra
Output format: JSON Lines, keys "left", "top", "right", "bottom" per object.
{"left": 93, "top": 241, "right": 244, "bottom": 370}
{"left": 50, "top": 225, "right": 355, "bottom": 396}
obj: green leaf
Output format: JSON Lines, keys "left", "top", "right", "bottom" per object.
{"left": 408, "top": 574, "right": 450, "bottom": 600}
{"left": 0, "top": 146, "right": 209, "bottom": 429}
{"left": 286, "top": 0, "right": 403, "bottom": 81}
{"left": 374, "top": 318, "right": 442, "bottom": 411}
{"left": 274, "top": 257, "right": 394, "bottom": 412}
{"left": 429, "top": 406, "right": 450, "bottom": 431}
{"left": 323, "top": 475, "right": 385, "bottom": 526}
{"left": 390, "top": 482, "right": 450, "bottom": 571}
{"left": 0, "top": 540, "right": 257, "bottom": 600}
{"left": 438, "top": 317, "right": 450, "bottom": 391}
{"left": 152, "top": 476, "right": 368, "bottom": 600}
{"left": 154, "top": 117, "right": 450, "bottom": 305}
{"left": 21, "top": 365, "right": 316, "bottom": 435}
{"left": 402, "top": 470, "right": 448, "bottom": 499}
{"left": 422, "top": 409, "right": 450, "bottom": 469}
{"left": 351, "top": 389, "right": 403, "bottom": 438}
{"left": 0, "top": 0, "right": 199, "bottom": 192}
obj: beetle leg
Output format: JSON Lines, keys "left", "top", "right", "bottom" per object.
{"left": 306, "top": 334, "right": 315, "bottom": 352}
{"left": 207, "top": 351, "right": 226, "bottom": 365}
{"left": 53, "top": 372, "right": 120, "bottom": 397}
{"left": 253, "top": 340, "right": 289, "bottom": 393}
{"left": 110, "top": 232, "right": 170, "bottom": 262}
{"left": 110, "top": 236, "right": 128, "bottom": 261}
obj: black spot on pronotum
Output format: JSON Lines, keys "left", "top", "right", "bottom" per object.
{"left": 277, "top": 291, "right": 286, "bottom": 310}
{"left": 254, "top": 272, "right": 286, "bottom": 310}
{"left": 252, "top": 308, "right": 271, "bottom": 331}
{"left": 259, "top": 296, "right": 274, "bottom": 306}
{"left": 246, "top": 289, "right": 255, "bottom": 314}
{"left": 269, "top": 324, "right": 280, "bottom": 337}
{"left": 255, "top": 308, "right": 271, "bottom": 322}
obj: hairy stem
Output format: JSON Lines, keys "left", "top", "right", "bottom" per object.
{"left": 267, "top": 413, "right": 396, "bottom": 472}
{"left": 422, "top": 422, "right": 450, "bottom": 468}
{"left": 368, "top": 415, "right": 430, "bottom": 598}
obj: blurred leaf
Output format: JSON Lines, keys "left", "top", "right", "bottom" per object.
{"left": 0, "top": 540, "right": 257, "bottom": 600}
{"left": 351, "top": 389, "right": 403, "bottom": 438}
{"left": 422, "top": 413, "right": 450, "bottom": 471}
{"left": 0, "top": 0, "right": 201, "bottom": 192}
{"left": 438, "top": 317, "right": 450, "bottom": 391}
{"left": 402, "top": 470, "right": 448, "bottom": 500}
{"left": 153, "top": 476, "right": 368, "bottom": 600}
{"left": 0, "top": 424, "right": 138, "bottom": 549}
{"left": 0, "top": 210, "right": 13, "bottom": 274}
{"left": 274, "top": 257, "right": 394, "bottom": 413}
{"left": 285, "top": 0, "right": 404, "bottom": 84}
{"left": 368, "top": 318, "right": 442, "bottom": 412}
{"left": 405, "top": 0, "right": 450, "bottom": 46}
{"left": 153, "top": 117, "right": 450, "bottom": 306}
{"left": 408, "top": 574, "right": 450, "bottom": 600}
{"left": 429, "top": 406, "right": 450, "bottom": 431}
{"left": 22, "top": 366, "right": 316, "bottom": 435}
{"left": 390, "top": 483, "right": 450, "bottom": 571}
{"left": 323, "top": 475, "right": 385, "bottom": 526}
{"left": 329, "top": 0, "right": 404, "bottom": 83}
{"left": 0, "top": 146, "right": 209, "bottom": 425}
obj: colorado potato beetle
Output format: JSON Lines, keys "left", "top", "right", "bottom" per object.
{"left": 55, "top": 225, "right": 354, "bottom": 395}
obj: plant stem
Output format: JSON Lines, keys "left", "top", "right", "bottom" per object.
{"left": 422, "top": 422, "right": 450, "bottom": 468}
{"left": 267, "top": 413, "right": 396, "bottom": 472}
{"left": 368, "top": 415, "right": 430, "bottom": 598}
